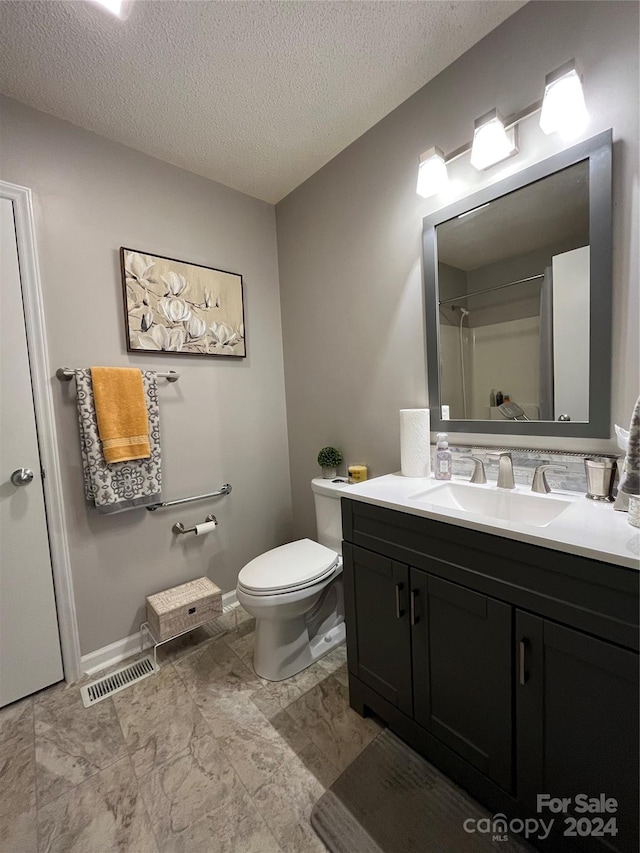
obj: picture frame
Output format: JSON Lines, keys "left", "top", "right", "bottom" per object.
{"left": 120, "top": 247, "right": 246, "bottom": 358}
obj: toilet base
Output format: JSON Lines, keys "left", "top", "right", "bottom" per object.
{"left": 254, "top": 619, "right": 346, "bottom": 682}
{"left": 308, "top": 620, "right": 346, "bottom": 665}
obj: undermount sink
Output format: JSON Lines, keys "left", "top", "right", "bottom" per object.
{"left": 409, "top": 482, "right": 572, "bottom": 528}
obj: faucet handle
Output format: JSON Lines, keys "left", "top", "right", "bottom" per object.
{"left": 531, "top": 464, "right": 568, "bottom": 494}
{"left": 488, "top": 451, "right": 512, "bottom": 460}
{"left": 467, "top": 456, "right": 487, "bottom": 484}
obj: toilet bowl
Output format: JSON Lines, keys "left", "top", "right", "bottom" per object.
{"left": 236, "top": 478, "right": 350, "bottom": 681}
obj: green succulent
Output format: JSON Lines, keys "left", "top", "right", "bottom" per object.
{"left": 317, "top": 446, "right": 343, "bottom": 468}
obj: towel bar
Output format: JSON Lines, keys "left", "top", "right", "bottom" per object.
{"left": 146, "top": 483, "right": 232, "bottom": 511}
{"left": 56, "top": 367, "right": 180, "bottom": 382}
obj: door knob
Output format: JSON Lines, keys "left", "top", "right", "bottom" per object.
{"left": 10, "top": 468, "right": 34, "bottom": 486}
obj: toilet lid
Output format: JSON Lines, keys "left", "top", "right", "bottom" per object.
{"left": 238, "top": 539, "right": 339, "bottom": 593}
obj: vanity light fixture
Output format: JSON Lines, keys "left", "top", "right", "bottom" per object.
{"left": 416, "top": 146, "right": 449, "bottom": 198}
{"left": 539, "top": 60, "right": 589, "bottom": 139}
{"left": 469, "top": 109, "right": 518, "bottom": 171}
{"left": 416, "top": 59, "right": 589, "bottom": 197}
{"left": 91, "top": 0, "right": 125, "bottom": 17}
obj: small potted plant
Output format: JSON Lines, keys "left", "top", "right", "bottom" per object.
{"left": 317, "top": 446, "right": 343, "bottom": 479}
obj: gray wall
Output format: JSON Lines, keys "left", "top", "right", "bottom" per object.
{"left": 276, "top": 0, "right": 639, "bottom": 539}
{"left": 0, "top": 96, "right": 293, "bottom": 655}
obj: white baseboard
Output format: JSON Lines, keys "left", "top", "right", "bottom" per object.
{"left": 81, "top": 590, "right": 239, "bottom": 677}
{"left": 223, "top": 589, "right": 238, "bottom": 610}
{"left": 81, "top": 632, "right": 150, "bottom": 677}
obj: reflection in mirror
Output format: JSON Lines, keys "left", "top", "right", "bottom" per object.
{"left": 437, "top": 160, "right": 589, "bottom": 422}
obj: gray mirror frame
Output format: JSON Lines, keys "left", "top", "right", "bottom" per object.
{"left": 423, "top": 129, "right": 612, "bottom": 439}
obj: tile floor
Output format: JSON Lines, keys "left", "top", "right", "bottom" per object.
{"left": 0, "top": 609, "right": 383, "bottom": 853}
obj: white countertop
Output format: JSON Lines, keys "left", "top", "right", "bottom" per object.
{"left": 342, "top": 474, "right": 640, "bottom": 570}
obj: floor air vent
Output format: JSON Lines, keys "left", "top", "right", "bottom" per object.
{"left": 80, "top": 655, "right": 155, "bottom": 708}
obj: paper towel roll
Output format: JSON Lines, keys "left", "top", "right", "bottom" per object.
{"left": 194, "top": 520, "right": 217, "bottom": 536}
{"left": 400, "top": 409, "right": 431, "bottom": 478}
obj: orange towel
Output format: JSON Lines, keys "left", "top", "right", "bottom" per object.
{"left": 91, "top": 367, "right": 150, "bottom": 463}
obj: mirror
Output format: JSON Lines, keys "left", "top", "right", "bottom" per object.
{"left": 423, "top": 130, "right": 612, "bottom": 439}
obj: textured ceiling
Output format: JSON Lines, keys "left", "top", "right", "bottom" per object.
{"left": 0, "top": 0, "right": 525, "bottom": 202}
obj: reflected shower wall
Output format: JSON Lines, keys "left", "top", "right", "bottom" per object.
{"left": 438, "top": 213, "right": 590, "bottom": 423}
{"left": 469, "top": 317, "right": 540, "bottom": 418}
{"left": 439, "top": 304, "right": 539, "bottom": 420}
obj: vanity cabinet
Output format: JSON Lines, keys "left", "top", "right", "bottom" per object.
{"left": 516, "top": 613, "right": 639, "bottom": 853}
{"left": 344, "top": 544, "right": 412, "bottom": 716}
{"left": 342, "top": 498, "right": 639, "bottom": 853}
{"left": 411, "top": 570, "right": 513, "bottom": 792}
{"left": 344, "top": 543, "right": 512, "bottom": 790}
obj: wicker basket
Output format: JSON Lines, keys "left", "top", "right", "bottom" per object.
{"left": 146, "top": 577, "right": 222, "bottom": 641}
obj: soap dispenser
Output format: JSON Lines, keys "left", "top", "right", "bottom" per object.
{"left": 435, "top": 433, "right": 452, "bottom": 480}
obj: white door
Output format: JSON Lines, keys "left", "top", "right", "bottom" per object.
{"left": 552, "top": 246, "right": 590, "bottom": 423}
{"left": 0, "top": 196, "right": 63, "bottom": 706}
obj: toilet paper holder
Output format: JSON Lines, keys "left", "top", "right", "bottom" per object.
{"left": 173, "top": 514, "right": 217, "bottom": 535}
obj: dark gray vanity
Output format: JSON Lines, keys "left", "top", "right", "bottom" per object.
{"left": 342, "top": 497, "right": 639, "bottom": 853}
{"left": 340, "top": 124, "right": 638, "bottom": 851}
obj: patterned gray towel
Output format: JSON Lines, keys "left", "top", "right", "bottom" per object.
{"left": 614, "top": 394, "right": 640, "bottom": 511}
{"left": 75, "top": 369, "right": 162, "bottom": 513}
{"left": 620, "top": 395, "right": 640, "bottom": 495}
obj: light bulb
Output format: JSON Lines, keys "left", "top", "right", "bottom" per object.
{"left": 470, "top": 110, "right": 517, "bottom": 171}
{"left": 91, "top": 0, "right": 123, "bottom": 17}
{"left": 416, "top": 147, "right": 449, "bottom": 198}
{"left": 540, "top": 61, "right": 589, "bottom": 139}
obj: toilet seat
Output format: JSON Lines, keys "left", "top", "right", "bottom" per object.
{"left": 237, "top": 538, "right": 340, "bottom": 596}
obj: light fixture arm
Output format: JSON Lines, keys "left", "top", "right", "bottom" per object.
{"left": 441, "top": 98, "right": 543, "bottom": 166}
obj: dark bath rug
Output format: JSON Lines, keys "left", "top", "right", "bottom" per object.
{"left": 311, "top": 729, "right": 534, "bottom": 853}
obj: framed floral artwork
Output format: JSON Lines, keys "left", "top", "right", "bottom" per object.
{"left": 120, "top": 248, "right": 246, "bottom": 357}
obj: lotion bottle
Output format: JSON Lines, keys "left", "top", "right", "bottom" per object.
{"left": 435, "top": 433, "right": 452, "bottom": 480}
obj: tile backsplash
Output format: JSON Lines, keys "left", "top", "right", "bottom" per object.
{"left": 430, "top": 445, "right": 622, "bottom": 494}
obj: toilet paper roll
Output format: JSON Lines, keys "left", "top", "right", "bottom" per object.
{"left": 400, "top": 408, "right": 431, "bottom": 478}
{"left": 194, "top": 520, "right": 217, "bottom": 536}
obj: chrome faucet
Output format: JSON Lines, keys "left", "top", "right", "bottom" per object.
{"left": 531, "top": 464, "right": 568, "bottom": 494}
{"left": 488, "top": 452, "right": 515, "bottom": 490}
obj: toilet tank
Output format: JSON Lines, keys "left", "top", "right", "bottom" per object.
{"left": 311, "top": 477, "right": 351, "bottom": 554}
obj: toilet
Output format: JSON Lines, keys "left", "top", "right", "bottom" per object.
{"left": 236, "top": 478, "right": 349, "bottom": 681}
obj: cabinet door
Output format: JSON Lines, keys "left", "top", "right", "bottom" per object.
{"left": 516, "top": 612, "right": 639, "bottom": 853}
{"left": 412, "top": 570, "right": 513, "bottom": 792}
{"left": 343, "top": 543, "right": 412, "bottom": 715}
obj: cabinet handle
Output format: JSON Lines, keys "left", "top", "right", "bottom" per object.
{"left": 410, "top": 589, "right": 419, "bottom": 626}
{"left": 394, "top": 583, "right": 404, "bottom": 619}
{"left": 519, "top": 638, "right": 529, "bottom": 685}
